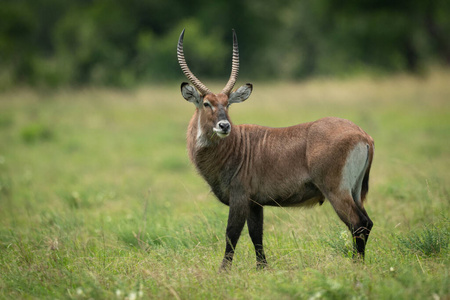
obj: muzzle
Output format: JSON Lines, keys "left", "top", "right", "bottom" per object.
{"left": 213, "top": 120, "right": 231, "bottom": 138}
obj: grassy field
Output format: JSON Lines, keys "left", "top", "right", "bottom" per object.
{"left": 0, "top": 70, "right": 449, "bottom": 299}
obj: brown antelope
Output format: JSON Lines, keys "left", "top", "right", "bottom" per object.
{"left": 177, "top": 29, "right": 374, "bottom": 270}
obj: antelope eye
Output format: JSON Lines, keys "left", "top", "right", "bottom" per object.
{"left": 203, "top": 102, "right": 211, "bottom": 108}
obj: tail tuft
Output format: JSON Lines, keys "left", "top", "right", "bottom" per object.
{"left": 360, "top": 143, "right": 373, "bottom": 204}
{"left": 360, "top": 170, "right": 370, "bottom": 204}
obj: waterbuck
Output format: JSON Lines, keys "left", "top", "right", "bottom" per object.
{"left": 177, "top": 29, "right": 374, "bottom": 270}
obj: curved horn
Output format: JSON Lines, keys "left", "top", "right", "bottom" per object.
{"left": 221, "top": 29, "right": 239, "bottom": 95}
{"left": 177, "top": 29, "right": 212, "bottom": 96}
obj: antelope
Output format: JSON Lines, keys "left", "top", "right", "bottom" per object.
{"left": 177, "top": 29, "right": 374, "bottom": 270}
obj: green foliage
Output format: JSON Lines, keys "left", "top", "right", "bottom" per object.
{"left": 323, "top": 226, "right": 354, "bottom": 257}
{"left": 0, "top": 157, "right": 11, "bottom": 198}
{"left": 20, "top": 123, "right": 54, "bottom": 144}
{"left": 0, "top": 72, "right": 449, "bottom": 298}
{"left": 1, "top": 0, "right": 450, "bottom": 88}
{"left": 397, "top": 222, "right": 449, "bottom": 256}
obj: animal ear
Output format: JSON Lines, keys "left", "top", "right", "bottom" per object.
{"left": 228, "top": 83, "right": 253, "bottom": 104}
{"left": 181, "top": 82, "right": 202, "bottom": 106}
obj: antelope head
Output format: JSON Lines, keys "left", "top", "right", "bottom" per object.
{"left": 177, "top": 29, "right": 253, "bottom": 139}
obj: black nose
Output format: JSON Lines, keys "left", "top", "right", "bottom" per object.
{"left": 219, "top": 122, "right": 230, "bottom": 132}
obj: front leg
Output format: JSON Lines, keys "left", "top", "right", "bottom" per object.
{"left": 247, "top": 204, "right": 267, "bottom": 268}
{"left": 220, "top": 193, "right": 248, "bottom": 270}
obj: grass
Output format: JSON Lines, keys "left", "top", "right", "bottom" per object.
{"left": 397, "top": 221, "right": 449, "bottom": 257}
{"left": 0, "top": 70, "right": 449, "bottom": 299}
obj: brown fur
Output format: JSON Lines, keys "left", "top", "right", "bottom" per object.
{"left": 183, "top": 92, "right": 375, "bottom": 269}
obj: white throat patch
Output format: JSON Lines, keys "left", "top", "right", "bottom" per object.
{"left": 196, "top": 114, "right": 210, "bottom": 148}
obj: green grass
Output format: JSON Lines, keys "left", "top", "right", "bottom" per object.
{"left": 0, "top": 70, "right": 449, "bottom": 299}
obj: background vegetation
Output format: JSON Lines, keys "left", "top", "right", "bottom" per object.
{"left": 1, "top": 0, "right": 449, "bottom": 298}
{"left": 1, "top": 0, "right": 450, "bottom": 89}
{"left": 0, "top": 71, "right": 449, "bottom": 298}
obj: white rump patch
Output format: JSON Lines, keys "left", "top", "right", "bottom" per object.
{"left": 340, "top": 143, "right": 369, "bottom": 204}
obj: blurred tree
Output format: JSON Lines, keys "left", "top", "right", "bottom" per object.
{"left": 423, "top": 0, "right": 450, "bottom": 64}
{"left": 0, "top": 0, "right": 449, "bottom": 88}
{"left": 0, "top": 2, "right": 38, "bottom": 85}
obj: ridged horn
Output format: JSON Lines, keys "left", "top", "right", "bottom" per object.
{"left": 221, "top": 29, "right": 239, "bottom": 95}
{"left": 177, "top": 29, "right": 212, "bottom": 96}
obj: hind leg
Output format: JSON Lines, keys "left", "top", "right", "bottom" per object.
{"left": 326, "top": 191, "right": 373, "bottom": 258}
{"left": 354, "top": 205, "right": 373, "bottom": 256}
{"left": 351, "top": 194, "right": 374, "bottom": 253}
